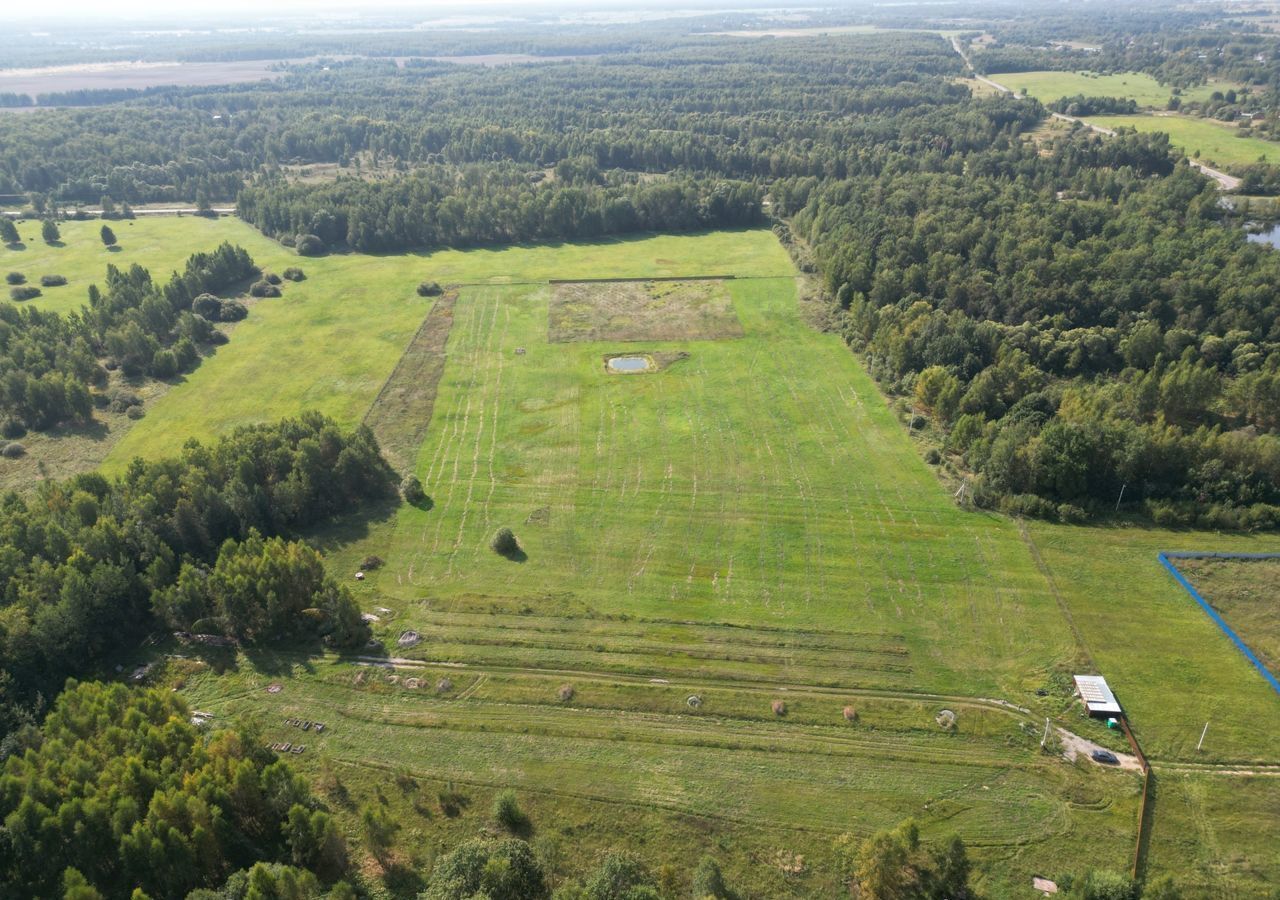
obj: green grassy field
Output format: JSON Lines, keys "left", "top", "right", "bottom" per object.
{"left": 1004, "top": 71, "right": 1228, "bottom": 108}
{"left": 1025, "top": 525, "right": 1280, "bottom": 765}
{"left": 10, "top": 220, "right": 1280, "bottom": 896}
{"left": 1176, "top": 557, "right": 1280, "bottom": 678}
{"left": 1088, "top": 114, "right": 1280, "bottom": 171}
{"left": 0, "top": 216, "right": 264, "bottom": 316}
{"left": 102, "top": 225, "right": 789, "bottom": 467}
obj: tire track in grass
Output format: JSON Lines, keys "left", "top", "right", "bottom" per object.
{"left": 447, "top": 290, "right": 504, "bottom": 577}
{"left": 428, "top": 290, "right": 494, "bottom": 565}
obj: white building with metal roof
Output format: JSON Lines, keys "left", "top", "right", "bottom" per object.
{"left": 1073, "top": 674, "right": 1122, "bottom": 718}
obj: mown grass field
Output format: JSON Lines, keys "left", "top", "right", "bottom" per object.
{"left": 1088, "top": 113, "right": 1280, "bottom": 171}
{"left": 326, "top": 271, "right": 1081, "bottom": 701}
{"left": 175, "top": 650, "right": 1141, "bottom": 899}
{"left": 1004, "top": 71, "right": 1228, "bottom": 107}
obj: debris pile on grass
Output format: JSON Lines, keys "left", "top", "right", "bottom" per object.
{"left": 398, "top": 630, "right": 421, "bottom": 647}
{"left": 557, "top": 683, "right": 575, "bottom": 702}
{"left": 772, "top": 699, "right": 787, "bottom": 717}
{"left": 843, "top": 706, "right": 858, "bottom": 722}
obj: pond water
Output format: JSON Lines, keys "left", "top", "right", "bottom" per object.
{"left": 607, "top": 356, "right": 651, "bottom": 373}
{"left": 1246, "top": 223, "right": 1280, "bottom": 248}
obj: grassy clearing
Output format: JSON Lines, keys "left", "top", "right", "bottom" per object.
{"left": 1176, "top": 557, "right": 1280, "bottom": 678}
{"left": 548, "top": 278, "right": 743, "bottom": 343}
{"left": 0, "top": 216, "right": 260, "bottom": 316}
{"left": 325, "top": 274, "right": 1081, "bottom": 703}
{"left": 1004, "top": 71, "right": 1228, "bottom": 108}
{"left": 1088, "top": 114, "right": 1280, "bottom": 171}
{"left": 102, "top": 226, "right": 793, "bottom": 467}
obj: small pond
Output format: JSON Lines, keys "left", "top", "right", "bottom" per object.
{"left": 607, "top": 356, "right": 651, "bottom": 373}
{"left": 1245, "top": 223, "right": 1280, "bottom": 248}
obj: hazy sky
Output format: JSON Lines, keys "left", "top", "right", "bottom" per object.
{"left": 0, "top": 0, "right": 731, "bottom": 22}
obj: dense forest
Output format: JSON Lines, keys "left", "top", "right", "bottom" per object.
{"left": 782, "top": 131, "right": 1280, "bottom": 527}
{"left": 0, "top": 414, "right": 392, "bottom": 735}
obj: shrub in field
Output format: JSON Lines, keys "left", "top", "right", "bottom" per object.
{"left": 361, "top": 554, "right": 384, "bottom": 570}
{"left": 283, "top": 266, "right": 306, "bottom": 281}
{"left": 125, "top": 406, "right": 145, "bottom": 420}
{"left": 557, "top": 683, "right": 575, "bottom": 702}
{"left": 0, "top": 218, "right": 18, "bottom": 244}
{"left": 1, "top": 442, "right": 25, "bottom": 458}
{"left": 1, "top": 418, "right": 26, "bottom": 439}
{"left": 249, "top": 279, "right": 281, "bottom": 298}
{"left": 151, "top": 348, "right": 178, "bottom": 378}
{"left": 9, "top": 286, "right": 40, "bottom": 301}
{"left": 491, "top": 526, "right": 520, "bottom": 557}
{"left": 422, "top": 838, "right": 547, "bottom": 900}
{"left": 100, "top": 225, "right": 116, "bottom": 246}
{"left": 400, "top": 473, "right": 425, "bottom": 503}
{"left": 5, "top": 272, "right": 23, "bottom": 285}
{"left": 296, "top": 233, "right": 326, "bottom": 256}
{"left": 41, "top": 219, "right": 59, "bottom": 243}
{"left": 219, "top": 299, "right": 249, "bottom": 322}
{"left": 39, "top": 275, "right": 67, "bottom": 287}
{"left": 492, "top": 789, "right": 528, "bottom": 832}
{"left": 193, "top": 293, "right": 222, "bottom": 319}
{"left": 417, "top": 280, "right": 443, "bottom": 297}
{"left": 265, "top": 272, "right": 283, "bottom": 285}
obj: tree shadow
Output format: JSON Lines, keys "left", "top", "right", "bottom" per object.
{"left": 381, "top": 862, "right": 425, "bottom": 897}
{"left": 407, "top": 494, "right": 434, "bottom": 512}
{"left": 4, "top": 242, "right": 24, "bottom": 251}
{"left": 306, "top": 494, "right": 401, "bottom": 554}
{"left": 498, "top": 547, "right": 528, "bottom": 563}
{"left": 107, "top": 245, "right": 123, "bottom": 253}
{"left": 45, "top": 240, "right": 65, "bottom": 248}
{"left": 242, "top": 641, "right": 322, "bottom": 676}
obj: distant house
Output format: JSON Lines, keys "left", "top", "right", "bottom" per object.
{"left": 1074, "top": 674, "right": 1122, "bottom": 718}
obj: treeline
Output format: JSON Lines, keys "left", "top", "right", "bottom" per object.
{"left": 782, "top": 130, "right": 1280, "bottom": 528}
{"left": 239, "top": 166, "right": 763, "bottom": 253}
{"left": 0, "top": 242, "right": 255, "bottom": 432}
{"left": 0, "top": 681, "right": 355, "bottom": 898}
{"left": 0, "top": 414, "right": 393, "bottom": 735}
{"left": 1049, "top": 95, "right": 1139, "bottom": 116}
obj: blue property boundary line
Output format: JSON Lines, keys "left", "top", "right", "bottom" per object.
{"left": 1158, "top": 551, "right": 1280, "bottom": 697}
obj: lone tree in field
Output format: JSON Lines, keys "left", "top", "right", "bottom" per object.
{"left": 100, "top": 225, "right": 116, "bottom": 247}
{"left": 491, "top": 527, "right": 520, "bottom": 558}
{"left": 0, "top": 218, "right": 18, "bottom": 245}
{"left": 41, "top": 219, "right": 59, "bottom": 243}
{"left": 417, "top": 280, "right": 443, "bottom": 297}
{"left": 400, "top": 474, "right": 426, "bottom": 504}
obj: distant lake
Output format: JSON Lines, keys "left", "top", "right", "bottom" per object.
{"left": 1246, "top": 223, "right": 1280, "bottom": 248}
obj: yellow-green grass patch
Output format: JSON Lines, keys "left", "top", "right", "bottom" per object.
{"left": 1088, "top": 114, "right": 1280, "bottom": 171}
{"left": 1004, "top": 71, "right": 1230, "bottom": 108}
